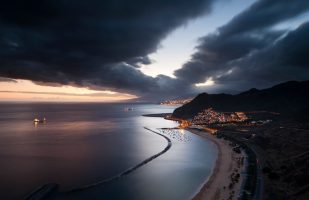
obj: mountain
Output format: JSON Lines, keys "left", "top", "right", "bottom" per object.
{"left": 172, "top": 80, "right": 309, "bottom": 119}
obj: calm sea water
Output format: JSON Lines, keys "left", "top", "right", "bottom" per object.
{"left": 0, "top": 103, "right": 217, "bottom": 200}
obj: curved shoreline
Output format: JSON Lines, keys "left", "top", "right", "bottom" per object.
{"left": 188, "top": 128, "right": 222, "bottom": 200}
{"left": 190, "top": 130, "right": 221, "bottom": 200}
{"left": 187, "top": 128, "right": 244, "bottom": 200}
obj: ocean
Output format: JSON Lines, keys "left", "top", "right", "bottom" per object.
{"left": 0, "top": 103, "right": 217, "bottom": 200}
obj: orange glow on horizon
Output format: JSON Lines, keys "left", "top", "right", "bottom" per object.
{"left": 0, "top": 79, "right": 137, "bottom": 102}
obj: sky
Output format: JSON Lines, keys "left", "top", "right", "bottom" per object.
{"left": 0, "top": 0, "right": 309, "bottom": 102}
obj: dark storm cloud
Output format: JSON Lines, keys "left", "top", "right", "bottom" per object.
{"left": 219, "top": 0, "right": 309, "bottom": 36}
{"left": 218, "top": 22, "right": 309, "bottom": 89}
{"left": 82, "top": 64, "right": 193, "bottom": 99}
{"left": 0, "top": 0, "right": 214, "bottom": 98}
{"left": 126, "top": 56, "right": 153, "bottom": 68}
{"left": 176, "top": 30, "right": 284, "bottom": 83}
{"left": 175, "top": 0, "right": 309, "bottom": 93}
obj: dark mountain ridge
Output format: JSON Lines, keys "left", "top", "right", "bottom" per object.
{"left": 172, "top": 80, "right": 309, "bottom": 119}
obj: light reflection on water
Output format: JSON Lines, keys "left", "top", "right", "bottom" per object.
{"left": 0, "top": 103, "right": 217, "bottom": 200}
{"left": 158, "top": 128, "right": 191, "bottom": 142}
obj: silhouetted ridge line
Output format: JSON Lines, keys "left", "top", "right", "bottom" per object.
{"left": 172, "top": 80, "right": 309, "bottom": 119}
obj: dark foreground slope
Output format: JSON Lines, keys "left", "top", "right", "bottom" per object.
{"left": 172, "top": 80, "right": 309, "bottom": 119}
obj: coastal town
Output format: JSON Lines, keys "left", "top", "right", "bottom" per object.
{"left": 160, "top": 98, "right": 193, "bottom": 105}
{"left": 170, "top": 108, "right": 249, "bottom": 131}
{"left": 165, "top": 108, "right": 267, "bottom": 199}
{"left": 192, "top": 108, "right": 248, "bottom": 125}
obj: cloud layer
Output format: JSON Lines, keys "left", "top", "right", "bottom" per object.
{"left": 175, "top": 0, "right": 309, "bottom": 92}
{"left": 1, "top": 0, "right": 309, "bottom": 99}
{"left": 0, "top": 0, "right": 213, "bottom": 98}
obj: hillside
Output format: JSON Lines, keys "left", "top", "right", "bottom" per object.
{"left": 172, "top": 80, "right": 309, "bottom": 119}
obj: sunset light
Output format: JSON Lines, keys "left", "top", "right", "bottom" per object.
{"left": 195, "top": 78, "right": 215, "bottom": 87}
{"left": 0, "top": 0, "right": 308, "bottom": 199}
{"left": 0, "top": 79, "right": 137, "bottom": 102}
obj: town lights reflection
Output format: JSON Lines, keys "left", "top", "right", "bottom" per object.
{"left": 159, "top": 128, "right": 191, "bottom": 142}
{"left": 179, "top": 128, "right": 185, "bottom": 141}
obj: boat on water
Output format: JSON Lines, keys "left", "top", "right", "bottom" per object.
{"left": 33, "top": 117, "right": 47, "bottom": 124}
{"left": 124, "top": 107, "right": 134, "bottom": 111}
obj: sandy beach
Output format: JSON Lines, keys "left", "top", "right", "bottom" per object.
{"left": 188, "top": 128, "right": 244, "bottom": 200}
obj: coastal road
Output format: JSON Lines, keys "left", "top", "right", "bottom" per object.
{"left": 221, "top": 131, "right": 264, "bottom": 200}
